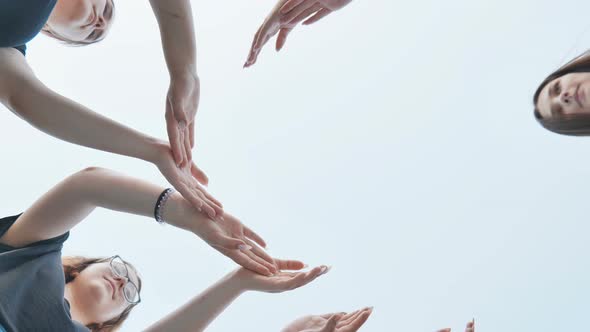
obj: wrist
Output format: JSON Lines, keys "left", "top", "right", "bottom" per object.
{"left": 142, "top": 137, "right": 169, "bottom": 165}
{"left": 161, "top": 192, "right": 200, "bottom": 232}
{"left": 224, "top": 269, "right": 249, "bottom": 294}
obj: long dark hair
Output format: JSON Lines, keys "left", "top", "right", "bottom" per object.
{"left": 533, "top": 50, "right": 590, "bottom": 135}
{"left": 62, "top": 256, "right": 142, "bottom": 332}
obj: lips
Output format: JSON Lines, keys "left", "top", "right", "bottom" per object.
{"left": 578, "top": 85, "right": 585, "bottom": 108}
{"left": 575, "top": 84, "right": 584, "bottom": 108}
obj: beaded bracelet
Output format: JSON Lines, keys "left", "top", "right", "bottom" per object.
{"left": 154, "top": 188, "right": 175, "bottom": 225}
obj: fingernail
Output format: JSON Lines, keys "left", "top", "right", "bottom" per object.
{"left": 238, "top": 244, "right": 252, "bottom": 251}
{"left": 179, "top": 121, "right": 187, "bottom": 129}
{"left": 197, "top": 207, "right": 202, "bottom": 212}
{"left": 302, "top": 264, "right": 309, "bottom": 268}
{"left": 320, "top": 266, "right": 327, "bottom": 273}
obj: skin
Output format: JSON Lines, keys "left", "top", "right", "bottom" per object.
{"left": 536, "top": 72, "right": 590, "bottom": 119}
{"left": 245, "top": 0, "right": 352, "bottom": 67}
{"left": 46, "top": 0, "right": 114, "bottom": 42}
{"left": 437, "top": 319, "right": 475, "bottom": 332}
{"left": 64, "top": 260, "right": 141, "bottom": 325}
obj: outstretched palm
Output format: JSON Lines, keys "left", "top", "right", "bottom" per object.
{"left": 282, "top": 307, "right": 373, "bottom": 332}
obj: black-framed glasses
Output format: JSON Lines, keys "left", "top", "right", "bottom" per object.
{"left": 109, "top": 255, "right": 141, "bottom": 305}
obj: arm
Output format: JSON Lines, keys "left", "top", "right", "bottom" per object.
{"left": 0, "top": 48, "right": 161, "bottom": 163}
{"left": 149, "top": 0, "right": 200, "bottom": 167}
{"left": 0, "top": 167, "right": 274, "bottom": 274}
{"left": 144, "top": 261, "right": 329, "bottom": 332}
{"left": 143, "top": 270, "right": 243, "bottom": 332}
{"left": 0, "top": 48, "right": 222, "bottom": 218}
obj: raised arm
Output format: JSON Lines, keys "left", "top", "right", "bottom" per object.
{"left": 0, "top": 167, "right": 274, "bottom": 274}
{"left": 149, "top": 0, "right": 199, "bottom": 167}
{"left": 144, "top": 261, "right": 330, "bottom": 332}
{"left": 0, "top": 47, "right": 221, "bottom": 218}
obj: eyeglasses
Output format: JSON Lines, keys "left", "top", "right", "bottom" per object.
{"left": 108, "top": 255, "right": 141, "bottom": 305}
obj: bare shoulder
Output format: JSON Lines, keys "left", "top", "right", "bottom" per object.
{"left": 0, "top": 47, "right": 38, "bottom": 103}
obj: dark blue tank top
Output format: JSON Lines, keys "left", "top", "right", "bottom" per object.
{"left": 0, "top": 0, "right": 58, "bottom": 55}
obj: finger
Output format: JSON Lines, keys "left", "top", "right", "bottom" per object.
{"left": 245, "top": 238, "right": 274, "bottom": 266}
{"left": 176, "top": 182, "right": 204, "bottom": 212}
{"left": 436, "top": 329, "right": 451, "bottom": 332}
{"left": 169, "top": 98, "right": 189, "bottom": 167}
{"left": 166, "top": 110, "right": 184, "bottom": 166}
{"left": 243, "top": 225, "right": 267, "bottom": 248}
{"left": 274, "top": 259, "right": 306, "bottom": 271}
{"left": 245, "top": 25, "right": 263, "bottom": 67}
{"left": 276, "top": 28, "right": 292, "bottom": 51}
{"left": 281, "top": 0, "right": 316, "bottom": 23}
{"left": 197, "top": 189, "right": 224, "bottom": 218}
{"left": 242, "top": 246, "right": 277, "bottom": 274}
{"left": 213, "top": 234, "right": 247, "bottom": 251}
{"left": 287, "top": 3, "right": 322, "bottom": 25}
{"left": 465, "top": 319, "right": 475, "bottom": 332}
{"left": 338, "top": 309, "right": 372, "bottom": 332}
{"left": 337, "top": 309, "right": 363, "bottom": 326}
{"left": 302, "top": 7, "right": 332, "bottom": 25}
{"left": 321, "top": 312, "right": 347, "bottom": 319}
{"left": 183, "top": 125, "right": 192, "bottom": 164}
{"left": 279, "top": 0, "right": 306, "bottom": 14}
{"left": 191, "top": 187, "right": 219, "bottom": 219}
{"left": 231, "top": 249, "right": 273, "bottom": 276}
{"left": 189, "top": 121, "right": 195, "bottom": 148}
{"left": 320, "top": 314, "right": 342, "bottom": 332}
{"left": 190, "top": 162, "right": 209, "bottom": 186}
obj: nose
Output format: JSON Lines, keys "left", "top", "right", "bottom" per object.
{"left": 113, "top": 275, "right": 128, "bottom": 289}
{"left": 560, "top": 90, "right": 573, "bottom": 105}
{"left": 94, "top": 16, "right": 106, "bottom": 29}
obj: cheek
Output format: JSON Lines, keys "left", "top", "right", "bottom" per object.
{"left": 55, "top": 0, "right": 92, "bottom": 23}
{"left": 83, "top": 279, "right": 127, "bottom": 321}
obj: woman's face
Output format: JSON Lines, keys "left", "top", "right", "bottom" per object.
{"left": 537, "top": 72, "right": 590, "bottom": 119}
{"left": 68, "top": 260, "right": 140, "bottom": 324}
{"left": 47, "top": 0, "right": 114, "bottom": 42}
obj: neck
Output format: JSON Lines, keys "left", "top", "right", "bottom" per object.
{"left": 64, "top": 282, "right": 90, "bottom": 326}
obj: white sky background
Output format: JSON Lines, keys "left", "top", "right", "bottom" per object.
{"left": 2, "top": 0, "right": 590, "bottom": 331}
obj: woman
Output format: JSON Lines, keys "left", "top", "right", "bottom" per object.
{"left": 0, "top": 0, "right": 219, "bottom": 217}
{"left": 533, "top": 51, "right": 590, "bottom": 135}
{"left": 0, "top": 166, "right": 332, "bottom": 331}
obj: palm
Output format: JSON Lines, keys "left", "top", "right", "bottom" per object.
{"left": 234, "top": 260, "right": 329, "bottom": 293}
{"left": 282, "top": 308, "right": 373, "bottom": 332}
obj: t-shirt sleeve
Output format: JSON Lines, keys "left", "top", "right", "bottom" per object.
{"left": 12, "top": 45, "right": 26, "bottom": 56}
{"left": 0, "top": 214, "right": 69, "bottom": 254}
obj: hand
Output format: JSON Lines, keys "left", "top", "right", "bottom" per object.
{"left": 244, "top": 0, "right": 352, "bottom": 67}
{"left": 437, "top": 319, "right": 475, "bottom": 332}
{"left": 192, "top": 212, "right": 278, "bottom": 276}
{"left": 165, "top": 71, "right": 200, "bottom": 167}
{"left": 154, "top": 143, "right": 223, "bottom": 219}
{"left": 282, "top": 307, "right": 373, "bottom": 332}
{"left": 230, "top": 259, "right": 330, "bottom": 292}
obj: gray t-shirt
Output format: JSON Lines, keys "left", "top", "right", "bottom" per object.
{"left": 0, "top": 214, "right": 89, "bottom": 332}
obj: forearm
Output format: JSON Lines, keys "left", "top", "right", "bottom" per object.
{"left": 6, "top": 83, "right": 161, "bottom": 163}
{"left": 149, "top": 0, "right": 197, "bottom": 77}
{"left": 144, "top": 271, "right": 244, "bottom": 332}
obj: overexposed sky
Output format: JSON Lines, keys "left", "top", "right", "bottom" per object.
{"left": 2, "top": 1, "right": 590, "bottom": 331}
